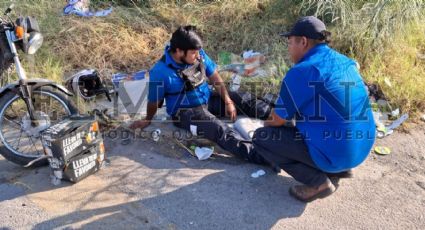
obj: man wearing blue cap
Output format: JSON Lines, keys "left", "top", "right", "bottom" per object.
{"left": 250, "top": 16, "right": 376, "bottom": 202}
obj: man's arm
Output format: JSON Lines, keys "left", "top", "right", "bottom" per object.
{"left": 208, "top": 71, "right": 237, "bottom": 121}
{"left": 264, "top": 109, "right": 287, "bottom": 127}
{"left": 129, "top": 100, "right": 161, "bottom": 130}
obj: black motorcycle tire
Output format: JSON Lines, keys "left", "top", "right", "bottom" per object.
{"left": 0, "top": 86, "right": 78, "bottom": 167}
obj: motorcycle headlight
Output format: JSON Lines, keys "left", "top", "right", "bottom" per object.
{"left": 25, "top": 32, "right": 43, "bottom": 54}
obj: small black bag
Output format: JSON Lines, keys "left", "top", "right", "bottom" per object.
{"left": 160, "top": 56, "right": 207, "bottom": 92}
{"left": 179, "top": 59, "right": 206, "bottom": 91}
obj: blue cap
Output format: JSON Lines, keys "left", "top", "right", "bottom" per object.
{"left": 280, "top": 16, "right": 327, "bottom": 40}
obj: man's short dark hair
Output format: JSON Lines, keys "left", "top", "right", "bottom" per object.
{"left": 319, "top": 30, "right": 332, "bottom": 44}
{"left": 170, "top": 25, "right": 203, "bottom": 53}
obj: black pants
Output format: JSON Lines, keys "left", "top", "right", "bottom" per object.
{"left": 252, "top": 126, "right": 328, "bottom": 187}
{"left": 173, "top": 92, "right": 328, "bottom": 187}
{"left": 172, "top": 92, "right": 270, "bottom": 164}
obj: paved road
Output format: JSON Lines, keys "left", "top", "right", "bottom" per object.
{"left": 1, "top": 126, "right": 424, "bottom": 229}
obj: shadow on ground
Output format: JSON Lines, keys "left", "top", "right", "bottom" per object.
{"left": 0, "top": 132, "right": 307, "bottom": 230}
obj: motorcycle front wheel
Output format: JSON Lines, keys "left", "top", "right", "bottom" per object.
{"left": 0, "top": 86, "right": 78, "bottom": 167}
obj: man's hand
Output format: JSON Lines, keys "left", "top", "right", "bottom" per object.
{"left": 209, "top": 71, "right": 237, "bottom": 121}
{"left": 225, "top": 102, "right": 237, "bottom": 121}
{"left": 129, "top": 119, "right": 151, "bottom": 130}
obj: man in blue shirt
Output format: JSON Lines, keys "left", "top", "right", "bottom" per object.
{"left": 251, "top": 16, "right": 376, "bottom": 202}
{"left": 130, "top": 26, "right": 271, "bottom": 159}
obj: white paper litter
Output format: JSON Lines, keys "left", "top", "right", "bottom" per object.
{"left": 194, "top": 147, "right": 214, "bottom": 161}
{"left": 251, "top": 169, "right": 266, "bottom": 178}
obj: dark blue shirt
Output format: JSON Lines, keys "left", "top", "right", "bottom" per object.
{"left": 148, "top": 46, "right": 217, "bottom": 116}
{"left": 275, "top": 44, "right": 376, "bottom": 172}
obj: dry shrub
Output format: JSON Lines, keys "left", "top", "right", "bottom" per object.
{"left": 362, "top": 24, "right": 425, "bottom": 115}
{"left": 52, "top": 9, "right": 170, "bottom": 73}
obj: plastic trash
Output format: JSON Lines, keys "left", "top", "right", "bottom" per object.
{"left": 251, "top": 169, "right": 266, "bottom": 178}
{"left": 390, "top": 108, "right": 400, "bottom": 118}
{"left": 63, "top": 0, "right": 113, "bottom": 17}
{"left": 218, "top": 51, "right": 232, "bottom": 65}
{"left": 374, "top": 146, "right": 391, "bottom": 155}
{"left": 112, "top": 70, "right": 147, "bottom": 88}
{"left": 194, "top": 147, "right": 214, "bottom": 160}
{"left": 387, "top": 113, "right": 409, "bottom": 131}
{"left": 376, "top": 114, "right": 409, "bottom": 138}
{"left": 243, "top": 50, "right": 266, "bottom": 76}
{"left": 151, "top": 129, "right": 161, "bottom": 142}
{"left": 230, "top": 74, "right": 241, "bottom": 92}
{"left": 219, "top": 63, "right": 245, "bottom": 75}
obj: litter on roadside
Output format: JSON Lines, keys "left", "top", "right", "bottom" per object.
{"left": 251, "top": 169, "right": 266, "bottom": 178}
{"left": 63, "top": 0, "right": 113, "bottom": 17}
{"left": 366, "top": 83, "right": 409, "bottom": 138}
{"left": 229, "top": 74, "right": 241, "bottom": 92}
{"left": 173, "top": 139, "right": 196, "bottom": 157}
{"left": 218, "top": 50, "right": 267, "bottom": 77}
{"left": 390, "top": 108, "right": 400, "bottom": 118}
{"left": 374, "top": 146, "right": 391, "bottom": 155}
{"left": 151, "top": 129, "right": 161, "bottom": 142}
{"left": 376, "top": 114, "right": 409, "bottom": 138}
{"left": 112, "top": 70, "right": 147, "bottom": 88}
{"left": 219, "top": 63, "right": 245, "bottom": 75}
{"left": 243, "top": 50, "right": 266, "bottom": 76}
{"left": 217, "top": 51, "right": 242, "bottom": 66}
{"left": 194, "top": 146, "right": 214, "bottom": 161}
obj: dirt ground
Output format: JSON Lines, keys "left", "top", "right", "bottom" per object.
{"left": 0, "top": 123, "right": 424, "bottom": 230}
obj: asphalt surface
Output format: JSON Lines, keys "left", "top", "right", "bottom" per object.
{"left": 0, "top": 125, "right": 424, "bottom": 229}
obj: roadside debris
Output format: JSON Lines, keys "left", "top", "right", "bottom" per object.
{"left": 151, "top": 129, "right": 161, "bottom": 142}
{"left": 173, "top": 139, "right": 196, "bottom": 157}
{"left": 374, "top": 146, "right": 391, "bottom": 155}
{"left": 229, "top": 74, "right": 241, "bottom": 92}
{"left": 112, "top": 70, "right": 147, "bottom": 89}
{"left": 219, "top": 63, "right": 245, "bottom": 75}
{"left": 243, "top": 50, "right": 266, "bottom": 76}
{"left": 376, "top": 114, "right": 409, "bottom": 139}
{"left": 194, "top": 146, "right": 214, "bottom": 161}
{"left": 218, "top": 51, "right": 242, "bottom": 66}
{"left": 218, "top": 50, "right": 267, "bottom": 77}
{"left": 251, "top": 169, "right": 266, "bottom": 178}
{"left": 63, "top": 0, "right": 113, "bottom": 17}
{"left": 367, "top": 83, "right": 408, "bottom": 138}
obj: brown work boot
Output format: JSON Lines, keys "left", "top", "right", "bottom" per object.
{"left": 289, "top": 179, "right": 336, "bottom": 202}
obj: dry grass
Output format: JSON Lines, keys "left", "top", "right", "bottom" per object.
{"left": 54, "top": 13, "right": 169, "bottom": 72}
{"left": 1, "top": 0, "right": 424, "bottom": 118}
{"left": 362, "top": 24, "right": 425, "bottom": 115}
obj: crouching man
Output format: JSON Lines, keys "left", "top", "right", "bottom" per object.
{"left": 250, "top": 16, "right": 376, "bottom": 202}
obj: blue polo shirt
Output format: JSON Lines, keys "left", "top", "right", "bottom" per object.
{"left": 148, "top": 46, "right": 217, "bottom": 116}
{"left": 275, "top": 44, "right": 376, "bottom": 173}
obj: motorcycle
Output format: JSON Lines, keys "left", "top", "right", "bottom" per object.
{"left": 0, "top": 5, "right": 78, "bottom": 167}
